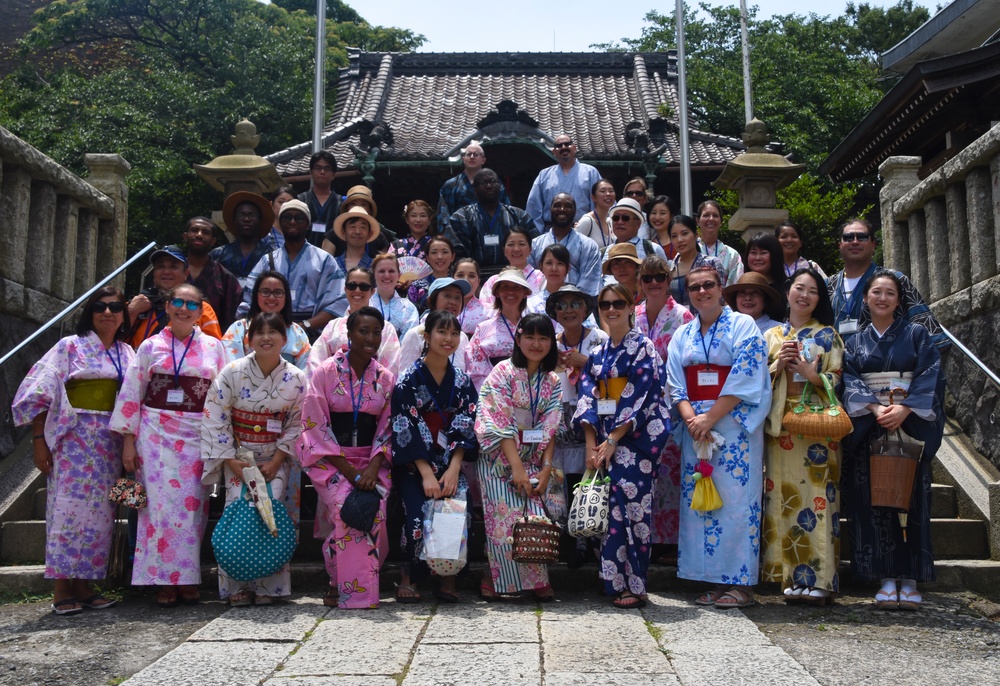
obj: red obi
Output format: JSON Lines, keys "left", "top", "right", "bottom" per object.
{"left": 422, "top": 410, "right": 449, "bottom": 451}
{"left": 684, "top": 364, "right": 732, "bottom": 402}
{"left": 143, "top": 372, "right": 210, "bottom": 412}
{"left": 231, "top": 408, "right": 285, "bottom": 444}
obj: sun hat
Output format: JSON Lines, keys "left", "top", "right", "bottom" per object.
{"left": 333, "top": 206, "right": 380, "bottom": 243}
{"left": 343, "top": 185, "right": 378, "bottom": 217}
{"left": 544, "top": 284, "right": 593, "bottom": 320}
{"left": 722, "top": 271, "right": 781, "bottom": 309}
{"left": 223, "top": 191, "right": 274, "bottom": 238}
{"left": 490, "top": 268, "right": 533, "bottom": 298}
{"left": 601, "top": 243, "right": 643, "bottom": 275}
{"left": 610, "top": 197, "right": 643, "bottom": 222}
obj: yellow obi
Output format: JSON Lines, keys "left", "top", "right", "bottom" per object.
{"left": 598, "top": 376, "right": 628, "bottom": 400}
{"left": 65, "top": 379, "right": 120, "bottom": 412}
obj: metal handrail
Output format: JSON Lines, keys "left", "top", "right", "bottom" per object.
{"left": 0, "top": 241, "right": 157, "bottom": 370}
{"left": 942, "top": 325, "right": 1000, "bottom": 391}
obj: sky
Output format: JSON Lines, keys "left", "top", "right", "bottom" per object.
{"left": 352, "top": 0, "right": 941, "bottom": 53}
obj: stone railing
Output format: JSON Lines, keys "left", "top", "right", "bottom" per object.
{"left": 879, "top": 122, "right": 1000, "bottom": 469}
{"left": 0, "top": 126, "right": 130, "bottom": 458}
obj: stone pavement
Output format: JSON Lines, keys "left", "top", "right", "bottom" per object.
{"left": 118, "top": 588, "right": 1000, "bottom": 686}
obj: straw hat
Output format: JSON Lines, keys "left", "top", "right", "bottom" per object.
{"left": 332, "top": 206, "right": 380, "bottom": 243}
{"left": 722, "top": 271, "right": 781, "bottom": 309}
{"left": 223, "top": 191, "right": 274, "bottom": 239}
{"left": 602, "top": 243, "right": 643, "bottom": 275}
{"left": 343, "top": 185, "right": 378, "bottom": 217}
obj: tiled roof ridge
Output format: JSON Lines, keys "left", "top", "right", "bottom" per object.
{"left": 632, "top": 54, "right": 662, "bottom": 123}
{"left": 350, "top": 50, "right": 678, "bottom": 74}
{"left": 362, "top": 54, "right": 395, "bottom": 123}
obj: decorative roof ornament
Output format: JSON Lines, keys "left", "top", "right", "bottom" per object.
{"left": 477, "top": 100, "right": 540, "bottom": 129}
{"left": 351, "top": 120, "right": 394, "bottom": 155}
{"left": 625, "top": 121, "right": 667, "bottom": 160}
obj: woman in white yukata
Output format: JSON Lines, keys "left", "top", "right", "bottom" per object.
{"left": 111, "top": 284, "right": 227, "bottom": 608}
{"left": 467, "top": 268, "right": 533, "bottom": 391}
{"left": 201, "top": 312, "right": 306, "bottom": 606}
{"left": 665, "top": 260, "right": 771, "bottom": 609}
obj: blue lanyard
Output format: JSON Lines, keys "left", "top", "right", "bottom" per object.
{"left": 525, "top": 369, "right": 543, "bottom": 425}
{"left": 143, "top": 309, "right": 166, "bottom": 340}
{"left": 698, "top": 315, "right": 719, "bottom": 368}
{"left": 238, "top": 247, "right": 254, "bottom": 276}
{"left": 104, "top": 342, "right": 124, "bottom": 383}
{"left": 374, "top": 293, "right": 392, "bottom": 323}
{"left": 478, "top": 203, "right": 502, "bottom": 262}
{"left": 348, "top": 362, "right": 367, "bottom": 425}
{"left": 499, "top": 315, "right": 517, "bottom": 348}
{"left": 702, "top": 241, "right": 720, "bottom": 257}
{"left": 594, "top": 213, "right": 609, "bottom": 247}
{"left": 170, "top": 331, "right": 196, "bottom": 388}
{"left": 599, "top": 334, "right": 626, "bottom": 380}
{"left": 417, "top": 362, "right": 456, "bottom": 430}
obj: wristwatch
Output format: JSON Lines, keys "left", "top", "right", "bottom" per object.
{"left": 302, "top": 320, "right": 312, "bottom": 330}
{"left": 607, "top": 437, "right": 618, "bottom": 447}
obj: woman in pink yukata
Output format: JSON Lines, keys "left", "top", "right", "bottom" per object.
{"left": 110, "top": 284, "right": 227, "bottom": 608}
{"left": 299, "top": 306, "right": 395, "bottom": 609}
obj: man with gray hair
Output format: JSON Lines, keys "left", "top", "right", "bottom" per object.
{"left": 436, "top": 140, "right": 509, "bottom": 235}
{"left": 525, "top": 133, "right": 602, "bottom": 233}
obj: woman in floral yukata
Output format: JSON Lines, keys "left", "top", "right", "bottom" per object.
{"left": 299, "top": 306, "right": 395, "bottom": 609}
{"left": 391, "top": 310, "right": 479, "bottom": 603}
{"left": 665, "top": 260, "right": 771, "bottom": 609}
{"left": 201, "top": 312, "right": 306, "bottom": 606}
{"left": 475, "top": 313, "right": 563, "bottom": 601}
{"left": 13, "top": 286, "right": 135, "bottom": 615}
{"left": 574, "top": 283, "right": 670, "bottom": 609}
{"left": 479, "top": 226, "right": 545, "bottom": 309}
{"left": 111, "top": 283, "right": 227, "bottom": 608}
{"left": 467, "top": 267, "right": 533, "bottom": 391}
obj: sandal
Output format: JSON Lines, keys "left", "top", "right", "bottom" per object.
{"left": 801, "top": 588, "right": 832, "bottom": 607}
{"left": 178, "top": 585, "right": 201, "bottom": 605}
{"left": 897, "top": 589, "right": 922, "bottom": 612}
{"left": 229, "top": 590, "right": 252, "bottom": 607}
{"left": 254, "top": 595, "right": 274, "bottom": 606}
{"left": 323, "top": 587, "right": 339, "bottom": 608}
{"left": 395, "top": 584, "right": 422, "bottom": 604}
{"left": 479, "top": 579, "right": 502, "bottom": 602}
{"left": 533, "top": 585, "right": 555, "bottom": 603}
{"left": 434, "top": 588, "right": 460, "bottom": 604}
{"left": 51, "top": 599, "right": 83, "bottom": 616}
{"left": 875, "top": 584, "right": 898, "bottom": 611}
{"left": 156, "top": 588, "right": 179, "bottom": 609}
{"left": 613, "top": 593, "right": 647, "bottom": 610}
{"left": 714, "top": 587, "right": 755, "bottom": 609}
{"left": 79, "top": 593, "right": 116, "bottom": 610}
{"left": 694, "top": 588, "right": 724, "bottom": 606}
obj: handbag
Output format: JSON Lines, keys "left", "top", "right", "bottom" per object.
{"left": 512, "top": 495, "right": 562, "bottom": 565}
{"left": 567, "top": 468, "right": 610, "bottom": 538}
{"left": 108, "top": 474, "right": 147, "bottom": 509}
{"left": 870, "top": 389, "right": 925, "bottom": 512}
{"left": 782, "top": 374, "right": 853, "bottom": 441}
{"left": 212, "top": 481, "right": 297, "bottom": 582}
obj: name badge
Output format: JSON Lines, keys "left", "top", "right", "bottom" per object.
{"left": 597, "top": 399, "right": 617, "bottom": 415}
{"left": 521, "top": 427, "right": 544, "bottom": 443}
{"left": 266, "top": 418, "right": 283, "bottom": 433}
{"left": 289, "top": 290, "right": 297, "bottom": 304}
{"left": 697, "top": 371, "right": 719, "bottom": 386}
{"left": 889, "top": 377, "right": 911, "bottom": 393}
{"left": 792, "top": 373, "right": 806, "bottom": 383}
{"left": 437, "top": 431, "right": 449, "bottom": 449}
{"left": 484, "top": 235, "right": 500, "bottom": 246}
{"left": 166, "top": 389, "right": 184, "bottom": 404}
{"left": 839, "top": 319, "right": 858, "bottom": 334}
{"left": 311, "top": 222, "right": 326, "bottom": 234}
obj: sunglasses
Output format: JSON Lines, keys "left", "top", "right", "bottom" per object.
{"left": 611, "top": 214, "right": 636, "bottom": 223}
{"left": 687, "top": 281, "right": 718, "bottom": 293}
{"left": 554, "top": 299, "right": 585, "bottom": 312}
{"left": 640, "top": 274, "right": 668, "bottom": 284}
{"left": 841, "top": 232, "right": 871, "bottom": 243}
{"left": 598, "top": 299, "right": 629, "bottom": 311}
{"left": 259, "top": 288, "right": 285, "bottom": 299}
{"left": 345, "top": 282, "right": 373, "bottom": 292}
{"left": 281, "top": 213, "right": 309, "bottom": 223}
{"left": 625, "top": 190, "right": 646, "bottom": 198}
{"left": 553, "top": 141, "right": 574, "bottom": 149}
{"left": 92, "top": 301, "right": 125, "bottom": 314}
{"left": 170, "top": 298, "right": 200, "bottom": 311}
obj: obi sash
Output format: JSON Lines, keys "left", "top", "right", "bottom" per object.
{"left": 143, "top": 372, "right": 209, "bottom": 412}
{"left": 684, "top": 364, "right": 732, "bottom": 402}
{"left": 65, "top": 378, "right": 120, "bottom": 412}
{"left": 423, "top": 410, "right": 447, "bottom": 452}
{"left": 598, "top": 376, "right": 628, "bottom": 401}
{"left": 330, "top": 412, "right": 377, "bottom": 447}
{"left": 861, "top": 371, "right": 914, "bottom": 405}
{"left": 231, "top": 408, "right": 285, "bottom": 444}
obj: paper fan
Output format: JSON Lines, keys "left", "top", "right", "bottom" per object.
{"left": 398, "top": 256, "right": 433, "bottom": 281}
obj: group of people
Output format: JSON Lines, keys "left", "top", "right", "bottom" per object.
{"left": 13, "top": 135, "right": 948, "bottom": 616}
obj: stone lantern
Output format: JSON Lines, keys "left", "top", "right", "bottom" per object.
{"left": 712, "top": 119, "right": 805, "bottom": 243}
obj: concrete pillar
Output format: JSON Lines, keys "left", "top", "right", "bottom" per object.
{"left": 923, "top": 197, "right": 949, "bottom": 302}
{"left": 0, "top": 165, "right": 31, "bottom": 284}
{"left": 966, "top": 167, "right": 996, "bottom": 283}
{"left": 84, "top": 153, "right": 130, "bottom": 281}
{"left": 945, "top": 182, "right": 971, "bottom": 295}
{"left": 74, "top": 209, "right": 98, "bottom": 298}
{"left": 878, "top": 156, "right": 922, "bottom": 272}
{"left": 51, "top": 197, "right": 79, "bottom": 302}
{"left": 26, "top": 182, "right": 57, "bottom": 295}
{"left": 908, "top": 210, "right": 929, "bottom": 299}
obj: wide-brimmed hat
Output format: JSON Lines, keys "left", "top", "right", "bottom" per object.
{"left": 277, "top": 199, "right": 311, "bottom": 223}
{"left": 722, "top": 271, "right": 781, "bottom": 308}
{"left": 343, "top": 185, "right": 378, "bottom": 217}
{"left": 545, "top": 284, "right": 593, "bottom": 320}
{"left": 610, "top": 197, "right": 644, "bottom": 222}
{"left": 602, "top": 243, "right": 643, "bottom": 275}
{"left": 223, "top": 191, "right": 274, "bottom": 239}
{"left": 149, "top": 245, "right": 187, "bottom": 266}
{"left": 490, "top": 268, "right": 533, "bottom": 297}
{"left": 333, "top": 206, "right": 380, "bottom": 243}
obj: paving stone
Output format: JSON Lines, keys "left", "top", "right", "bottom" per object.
{"left": 188, "top": 599, "right": 327, "bottom": 642}
{"left": 121, "top": 641, "right": 289, "bottom": 686}
{"left": 544, "top": 673, "right": 681, "bottom": 686}
{"left": 668, "top": 644, "right": 821, "bottom": 686}
{"left": 644, "top": 596, "right": 772, "bottom": 648}
{"left": 403, "top": 641, "right": 540, "bottom": 686}
{"left": 267, "top": 678, "right": 397, "bottom": 686}
{"left": 422, "top": 600, "right": 539, "bottom": 644}
{"left": 280, "top": 604, "right": 426, "bottom": 677}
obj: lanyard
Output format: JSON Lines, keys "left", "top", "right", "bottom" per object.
{"left": 525, "top": 369, "right": 543, "bottom": 425}
{"left": 238, "top": 247, "right": 254, "bottom": 276}
{"left": 417, "top": 362, "right": 456, "bottom": 430}
{"left": 499, "top": 315, "right": 517, "bottom": 348}
{"left": 143, "top": 308, "right": 166, "bottom": 340}
{"left": 594, "top": 213, "right": 610, "bottom": 247}
{"left": 478, "top": 203, "right": 502, "bottom": 262}
{"left": 561, "top": 327, "right": 585, "bottom": 352}
{"left": 702, "top": 241, "right": 720, "bottom": 257}
{"left": 104, "top": 342, "right": 124, "bottom": 383}
{"left": 348, "top": 362, "right": 367, "bottom": 426}
{"left": 600, "top": 334, "right": 626, "bottom": 380}
{"left": 698, "top": 314, "right": 719, "bottom": 368}
{"left": 170, "top": 330, "right": 196, "bottom": 388}
{"left": 374, "top": 293, "right": 392, "bottom": 323}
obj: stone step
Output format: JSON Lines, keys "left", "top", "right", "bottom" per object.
{"left": 32, "top": 487, "right": 46, "bottom": 519}
{"left": 0, "top": 520, "right": 44, "bottom": 564}
{"left": 931, "top": 518, "right": 989, "bottom": 559}
{"left": 931, "top": 483, "right": 957, "bottom": 519}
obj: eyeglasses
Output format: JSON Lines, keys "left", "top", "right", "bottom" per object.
{"left": 598, "top": 299, "right": 629, "bottom": 311}
{"left": 312, "top": 165, "right": 334, "bottom": 172}
{"left": 259, "top": 288, "right": 285, "bottom": 299}
{"left": 463, "top": 152, "right": 483, "bottom": 158}
{"left": 345, "top": 282, "right": 373, "bottom": 292}
{"left": 281, "top": 213, "right": 309, "bottom": 223}
{"left": 625, "top": 190, "right": 646, "bottom": 198}
{"left": 687, "top": 281, "right": 718, "bottom": 293}
{"left": 92, "top": 301, "right": 124, "bottom": 314}
{"left": 841, "top": 232, "right": 871, "bottom": 243}
{"left": 170, "top": 298, "right": 200, "bottom": 311}
{"left": 640, "top": 274, "right": 668, "bottom": 284}
{"left": 553, "top": 141, "right": 574, "bottom": 149}
{"left": 554, "top": 300, "right": 585, "bottom": 312}
{"left": 611, "top": 214, "right": 636, "bottom": 223}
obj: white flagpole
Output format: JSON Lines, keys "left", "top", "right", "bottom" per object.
{"left": 676, "top": 0, "right": 692, "bottom": 216}
{"left": 311, "top": 0, "right": 326, "bottom": 155}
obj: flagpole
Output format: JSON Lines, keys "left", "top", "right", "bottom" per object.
{"left": 676, "top": 0, "right": 692, "bottom": 216}
{"left": 311, "top": 0, "right": 326, "bottom": 155}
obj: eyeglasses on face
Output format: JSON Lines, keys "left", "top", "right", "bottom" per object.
{"left": 640, "top": 273, "right": 667, "bottom": 284}
{"left": 554, "top": 299, "right": 585, "bottom": 312}
{"left": 345, "top": 282, "right": 373, "bottom": 292}
{"left": 611, "top": 214, "right": 636, "bottom": 223}
{"left": 282, "top": 213, "right": 309, "bottom": 223}
{"left": 259, "top": 288, "right": 285, "bottom": 299}
{"left": 687, "top": 281, "right": 718, "bottom": 293}
{"left": 170, "top": 298, "right": 200, "bottom": 311}
{"left": 312, "top": 165, "right": 334, "bottom": 173}
{"left": 463, "top": 152, "right": 483, "bottom": 158}
{"left": 553, "top": 141, "right": 574, "bottom": 149}
{"left": 841, "top": 232, "right": 871, "bottom": 243}
{"left": 92, "top": 301, "right": 124, "bottom": 314}
{"left": 598, "top": 299, "right": 629, "bottom": 311}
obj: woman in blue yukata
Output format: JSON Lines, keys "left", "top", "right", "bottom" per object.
{"left": 573, "top": 282, "right": 670, "bottom": 610}
{"left": 665, "top": 260, "right": 771, "bottom": 609}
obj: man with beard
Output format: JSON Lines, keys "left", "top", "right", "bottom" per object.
{"left": 528, "top": 193, "right": 601, "bottom": 296}
{"left": 210, "top": 191, "right": 274, "bottom": 284}
{"left": 182, "top": 216, "right": 242, "bottom": 331}
{"left": 525, "top": 134, "right": 602, "bottom": 232}
{"left": 126, "top": 246, "right": 223, "bottom": 348}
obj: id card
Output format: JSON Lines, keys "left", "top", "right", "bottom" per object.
{"left": 266, "top": 418, "right": 283, "bottom": 433}
{"left": 289, "top": 289, "right": 297, "bottom": 303}
{"left": 839, "top": 319, "right": 858, "bottom": 334}
{"left": 166, "top": 389, "right": 184, "bottom": 404}
{"left": 597, "top": 399, "right": 617, "bottom": 415}
{"left": 437, "top": 431, "right": 449, "bottom": 449}
{"left": 311, "top": 222, "right": 326, "bottom": 234}
{"left": 889, "top": 377, "right": 911, "bottom": 393}
{"left": 697, "top": 370, "right": 719, "bottom": 386}
{"left": 521, "top": 427, "right": 544, "bottom": 443}
{"left": 484, "top": 234, "right": 500, "bottom": 246}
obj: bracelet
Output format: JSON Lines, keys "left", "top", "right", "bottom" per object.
{"left": 354, "top": 474, "right": 361, "bottom": 483}
{"left": 33, "top": 435, "right": 45, "bottom": 440}
{"left": 542, "top": 461, "right": 552, "bottom": 467}
{"left": 607, "top": 437, "right": 618, "bottom": 447}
